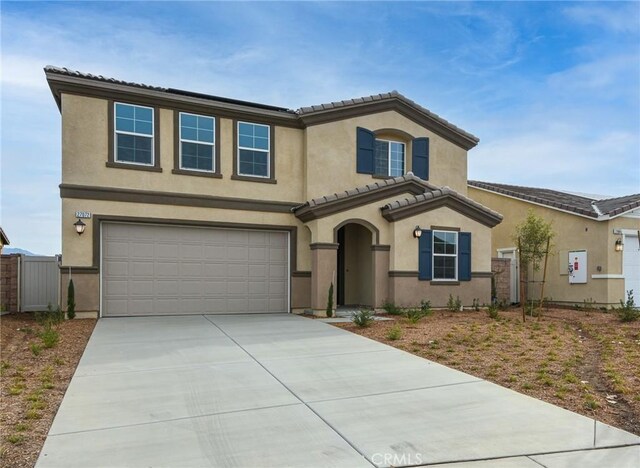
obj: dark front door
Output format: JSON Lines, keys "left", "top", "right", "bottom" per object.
{"left": 337, "top": 226, "right": 345, "bottom": 305}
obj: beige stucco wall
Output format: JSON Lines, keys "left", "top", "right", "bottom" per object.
{"left": 468, "top": 186, "right": 640, "bottom": 304}
{"left": 390, "top": 277, "right": 491, "bottom": 308}
{"left": 305, "top": 111, "right": 468, "bottom": 199}
{"left": 390, "top": 206, "right": 492, "bottom": 272}
{"left": 61, "top": 94, "right": 305, "bottom": 203}
{"left": 61, "top": 198, "right": 311, "bottom": 271}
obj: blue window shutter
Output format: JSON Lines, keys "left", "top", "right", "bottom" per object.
{"left": 356, "top": 127, "right": 375, "bottom": 174}
{"left": 458, "top": 232, "right": 472, "bottom": 281}
{"left": 412, "top": 137, "right": 429, "bottom": 180}
{"left": 418, "top": 230, "right": 433, "bottom": 281}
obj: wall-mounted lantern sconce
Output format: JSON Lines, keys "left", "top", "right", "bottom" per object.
{"left": 615, "top": 238, "right": 623, "bottom": 252}
{"left": 74, "top": 219, "right": 86, "bottom": 236}
{"left": 413, "top": 226, "right": 422, "bottom": 239}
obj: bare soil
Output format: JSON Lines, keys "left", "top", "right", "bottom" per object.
{"left": 335, "top": 307, "right": 640, "bottom": 435}
{"left": 0, "top": 313, "right": 96, "bottom": 468}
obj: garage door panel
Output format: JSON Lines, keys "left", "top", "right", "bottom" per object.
{"left": 104, "top": 260, "right": 128, "bottom": 276}
{"left": 102, "top": 223, "right": 288, "bottom": 316}
{"left": 156, "top": 262, "right": 179, "bottom": 277}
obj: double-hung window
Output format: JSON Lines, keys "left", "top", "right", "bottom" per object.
{"left": 115, "top": 103, "right": 154, "bottom": 165}
{"left": 180, "top": 113, "right": 215, "bottom": 172}
{"left": 374, "top": 139, "right": 405, "bottom": 177}
{"left": 433, "top": 230, "right": 458, "bottom": 280}
{"left": 238, "top": 122, "right": 270, "bottom": 178}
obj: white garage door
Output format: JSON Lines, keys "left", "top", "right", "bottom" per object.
{"left": 101, "top": 223, "right": 289, "bottom": 317}
{"left": 624, "top": 234, "right": 640, "bottom": 300}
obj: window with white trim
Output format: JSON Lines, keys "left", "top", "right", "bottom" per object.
{"left": 115, "top": 103, "right": 154, "bottom": 165}
{"left": 374, "top": 139, "right": 405, "bottom": 177}
{"left": 238, "top": 121, "right": 269, "bottom": 177}
{"left": 433, "top": 230, "right": 458, "bottom": 280}
{"left": 180, "top": 112, "right": 215, "bottom": 172}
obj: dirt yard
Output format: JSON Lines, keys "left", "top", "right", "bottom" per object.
{"left": 0, "top": 313, "right": 96, "bottom": 468}
{"left": 335, "top": 307, "right": 640, "bottom": 436}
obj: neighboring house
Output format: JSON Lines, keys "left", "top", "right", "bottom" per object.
{"left": 0, "top": 227, "right": 9, "bottom": 254}
{"left": 469, "top": 181, "right": 640, "bottom": 307}
{"left": 45, "top": 66, "right": 501, "bottom": 317}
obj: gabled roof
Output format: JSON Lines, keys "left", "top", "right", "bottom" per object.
{"left": 297, "top": 90, "right": 479, "bottom": 150}
{"left": 294, "top": 173, "right": 502, "bottom": 227}
{"left": 0, "top": 227, "right": 10, "bottom": 246}
{"left": 381, "top": 186, "right": 503, "bottom": 227}
{"left": 293, "top": 174, "right": 435, "bottom": 222}
{"left": 469, "top": 180, "right": 640, "bottom": 220}
{"left": 44, "top": 66, "right": 478, "bottom": 149}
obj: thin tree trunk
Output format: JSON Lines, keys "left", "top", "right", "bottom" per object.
{"left": 518, "top": 237, "right": 525, "bottom": 322}
{"left": 538, "top": 236, "right": 550, "bottom": 320}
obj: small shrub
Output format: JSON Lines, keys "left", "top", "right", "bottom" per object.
{"left": 352, "top": 309, "right": 374, "bottom": 328}
{"left": 8, "top": 384, "right": 24, "bottom": 396}
{"left": 325, "top": 282, "right": 334, "bottom": 318}
{"left": 420, "top": 300, "right": 432, "bottom": 315}
{"left": 617, "top": 290, "right": 638, "bottom": 322}
{"left": 14, "top": 423, "right": 29, "bottom": 432}
{"left": 447, "top": 294, "right": 462, "bottom": 312}
{"left": 40, "top": 328, "right": 59, "bottom": 348}
{"left": 497, "top": 299, "right": 509, "bottom": 311}
{"left": 582, "top": 297, "right": 596, "bottom": 312}
{"left": 67, "top": 279, "right": 76, "bottom": 319}
{"left": 53, "top": 356, "right": 64, "bottom": 366}
{"left": 405, "top": 308, "right": 427, "bottom": 324}
{"left": 584, "top": 395, "right": 600, "bottom": 410}
{"left": 7, "top": 434, "right": 24, "bottom": 445}
{"left": 30, "top": 343, "right": 42, "bottom": 356}
{"left": 382, "top": 301, "right": 403, "bottom": 316}
{"left": 472, "top": 298, "right": 480, "bottom": 311}
{"left": 386, "top": 325, "right": 402, "bottom": 341}
{"left": 25, "top": 409, "right": 41, "bottom": 420}
{"left": 487, "top": 303, "right": 499, "bottom": 320}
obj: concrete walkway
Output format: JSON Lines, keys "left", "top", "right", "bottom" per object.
{"left": 37, "top": 314, "right": 639, "bottom": 467}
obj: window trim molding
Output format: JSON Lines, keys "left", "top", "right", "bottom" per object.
{"left": 107, "top": 99, "right": 162, "bottom": 172}
{"left": 432, "top": 229, "right": 458, "bottom": 281}
{"left": 172, "top": 110, "right": 221, "bottom": 178}
{"left": 374, "top": 138, "right": 405, "bottom": 177}
{"left": 232, "top": 119, "right": 277, "bottom": 184}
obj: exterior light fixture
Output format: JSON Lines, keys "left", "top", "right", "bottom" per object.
{"left": 615, "top": 238, "right": 623, "bottom": 252}
{"left": 74, "top": 218, "right": 86, "bottom": 236}
{"left": 413, "top": 226, "right": 422, "bottom": 238}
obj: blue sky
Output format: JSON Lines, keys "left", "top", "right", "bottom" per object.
{"left": 1, "top": 1, "right": 639, "bottom": 255}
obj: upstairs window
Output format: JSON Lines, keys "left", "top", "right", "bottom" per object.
{"left": 115, "top": 103, "right": 154, "bottom": 165}
{"left": 356, "top": 127, "right": 429, "bottom": 180}
{"left": 374, "top": 139, "right": 405, "bottom": 177}
{"left": 180, "top": 113, "right": 215, "bottom": 172}
{"left": 238, "top": 122, "right": 270, "bottom": 178}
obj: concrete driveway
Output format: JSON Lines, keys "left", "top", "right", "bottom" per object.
{"left": 38, "top": 314, "right": 639, "bottom": 467}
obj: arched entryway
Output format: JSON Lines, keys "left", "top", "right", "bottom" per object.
{"left": 335, "top": 221, "right": 374, "bottom": 307}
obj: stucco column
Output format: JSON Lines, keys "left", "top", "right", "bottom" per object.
{"left": 371, "top": 245, "right": 390, "bottom": 309}
{"left": 310, "top": 243, "right": 338, "bottom": 314}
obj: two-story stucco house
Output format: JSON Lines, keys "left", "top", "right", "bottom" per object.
{"left": 46, "top": 66, "right": 501, "bottom": 317}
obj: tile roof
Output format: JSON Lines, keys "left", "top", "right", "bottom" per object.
{"left": 469, "top": 180, "right": 640, "bottom": 219}
{"left": 297, "top": 90, "right": 479, "bottom": 143}
{"left": 44, "top": 66, "right": 296, "bottom": 114}
{"left": 44, "top": 67, "right": 477, "bottom": 145}
{"left": 293, "top": 173, "right": 438, "bottom": 211}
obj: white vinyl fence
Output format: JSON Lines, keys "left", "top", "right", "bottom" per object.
{"left": 20, "top": 256, "right": 60, "bottom": 311}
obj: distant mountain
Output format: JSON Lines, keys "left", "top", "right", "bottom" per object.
{"left": 3, "top": 247, "right": 38, "bottom": 256}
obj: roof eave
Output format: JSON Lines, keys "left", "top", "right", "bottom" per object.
{"left": 381, "top": 194, "right": 503, "bottom": 227}
{"left": 299, "top": 97, "right": 479, "bottom": 151}
{"left": 44, "top": 70, "right": 303, "bottom": 127}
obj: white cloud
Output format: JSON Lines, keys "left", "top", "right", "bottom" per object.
{"left": 564, "top": 4, "right": 640, "bottom": 34}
